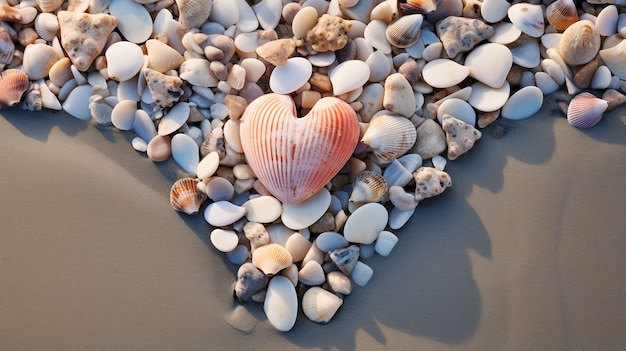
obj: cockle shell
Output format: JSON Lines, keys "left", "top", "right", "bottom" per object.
{"left": 252, "top": 243, "right": 293, "bottom": 276}
{"left": 385, "top": 14, "right": 423, "bottom": 48}
{"left": 599, "top": 39, "right": 626, "bottom": 80}
{"left": 0, "top": 69, "right": 29, "bottom": 108}
{"left": 240, "top": 93, "right": 360, "bottom": 204}
{"left": 559, "top": 20, "right": 601, "bottom": 67}
{"left": 169, "top": 178, "right": 208, "bottom": 215}
{"left": 0, "top": 27, "right": 14, "bottom": 65}
{"left": 176, "top": 0, "right": 212, "bottom": 29}
{"left": 302, "top": 287, "right": 343, "bottom": 324}
{"left": 545, "top": 0, "right": 578, "bottom": 31}
{"left": 34, "top": 12, "right": 59, "bottom": 42}
{"left": 349, "top": 170, "right": 388, "bottom": 203}
{"left": 361, "top": 114, "right": 417, "bottom": 164}
{"left": 400, "top": 0, "right": 440, "bottom": 14}
{"left": 567, "top": 92, "right": 608, "bottom": 129}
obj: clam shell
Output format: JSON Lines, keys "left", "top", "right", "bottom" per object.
{"left": 170, "top": 178, "right": 207, "bottom": 215}
{"left": 22, "top": 43, "right": 59, "bottom": 81}
{"left": 298, "top": 261, "right": 325, "bottom": 286}
{"left": 109, "top": 0, "right": 152, "bottom": 43}
{"left": 598, "top": 39, "right": 626, "bottom": 80}
{"left": 559, "top": 20, "right": 601, "bottom": 67}
{"left": 349, "top": 170, "right": 388, "bottom": 203}
{"left": 361, "top": 114, "right": 417, "bottom": 163}
{"left": 34, "top": 13, "right": 59, "bottom": 42}
{"left": 252, "top": 243, "right": 293, "bottom": 276}
{"left": 507, "top": 3, "right": 544, "bottom": 38}
{"left": 240, "top": 94, "right": 359, "bottom": 204}
{"left": 501, "top": 86, "right": 543, "bottom": 120}
{"left": 567, "top": 92, "right": 608, "bottom": 129}
{"left": 0, "top": 69, "right": 29, "bottom": 108}
{"left": 0, "top": 27, "right": 14, "bottom": 65}
{"left": 36, "top": 0, "right": 63, "bottom": 12}
{"left": 465, "top": 43, "right": 512, "bottom": 89}
{"left": 509, "top": 36, "right": 540, "bottom": 69}
{"left": 545, "top": 0, "right": 578, "bottom": 31}
{"left": 385, "top": 14, "right": 423, "bottom": 48}
{"left": 264, "top": 276, "right": 298, "bottom": 332}
{"left": 302, "top": 287, "right": 343, "bottom": 324}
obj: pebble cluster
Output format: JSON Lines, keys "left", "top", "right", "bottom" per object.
{"left": 1, "top": 0, "right": 625, "bottom": 332}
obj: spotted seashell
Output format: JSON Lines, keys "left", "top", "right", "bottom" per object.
{"left": 0, "top": 69, "right": 29, "bottom": 108}
{"left": 252, "top": 243, "right": 293, "bottom": 276}
{"left": 36, "top": 0, "right": 64, "bottom": 12}
{"left": 385, "top": 14, "right": 423, "bottom": 48}
{"left": 240, "top": 93, "right": 360, "bottom": 204}
{"left": 361, "top": 114, "right": 417, "bottom": 164}
{"left": 0, "top": 26, "right": 14, "bottom": 65}
{"left": 349, "top": 170, "right": 388, "bottom": 203}
{"left": 169, "top": 178, "right": 208, "bottom": 215}
{"left": 301, "top": 287, "right": 343, "bottom": 324}
{"left": 545, "top": 0, "right": 578, "bottom": 31}
{"left": 176, "top": 0, "right": 213, "bottom": 29}
{"left": 507, "top": 3, "right": 544, "bottom": 38}
{"left": 567, "top": 92, "right": 608, "bottom": 129}
{"left": 400, "top": 0, "right": 440, "bottom": 14}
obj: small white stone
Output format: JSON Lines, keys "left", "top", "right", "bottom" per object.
{"left": 131, "top": 137, "right": 148, "bottom": 152}
{"left": 501, "top": 86, "right": 543, "bottom": 120}
{"left": 535, "top": 72, "right": 559, "bottom": 95}
{"left": 264, "top": 276, "right": 298, "bottom": 332}
{"left": 590, "top": 65, "right": 612, "bottom": 90}
{"left": 204, "top": 201, "right": 247, "bottom": 227}
{"left": 269, "top": 57, "right": 312, "bottom": 94}
{"left": 242, "top": 196, "right": 282, "bottom": 223}
{"left": 111, "top": 100, "right": 137, "bottom": 131}
{"left": 62, "top": 85, "right": 93, "bottom": 120}
{"left": 171, "top": 133, "right": 199, "bottom": 174}
{"left": 197, "top": 152, "right": 220, "bottom": 180}
{"left": 437, "top": 98, "right": 476, "bottom": 126}
{"left": 343, "top": 203, "right": 388, "bottom": 245}
{"left": 421, "top": 59, "right": 471, "bottom": 89}
{"left": 253, "top": 0, "right": 283, "bottom": 30}
{"left": 350, "top": 261, "right": 373, "bottom": 286}
{"left": 281, "top": 188, "right": 331, "bottom": 230}
{"left": 210, "top": 228, "right": 239, "bottom": 253}
{"left": 432, "top": 155, "right": 447, "bottom": 171}
{"left": 315, "top": 231, "right": 349, "bottom": 252}
{"left": 329, "top": 60, "right": 370, "bottom": 95}
{"left": 468, "top": 81, "right": 510, "bottom": 113}
{"left": 374, "top": 231, "right": 398, "bottom": 256}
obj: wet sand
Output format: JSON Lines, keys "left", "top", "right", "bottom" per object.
{"left": 1, "top": 99, "right": 624, "bottom": 350}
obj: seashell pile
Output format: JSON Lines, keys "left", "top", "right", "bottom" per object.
{"left": 1, "top": 0, "right": 625, "bottom": 332}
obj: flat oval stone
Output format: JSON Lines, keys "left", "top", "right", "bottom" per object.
{"left": 158, "top": 102, "right": 190, "bottom": 136}
{"left": 210, "top": 228, "right": 239, "bottom": 252}
{"left": 133, "top": 109, "right": 157, "bottom": 142}
{"left": 501, "top": 86, "right": 543, "bottom": 120}
{"left": 264, "top": 276, "right": 298, "bottom": 332}
{"left": 106, "top": 41, "right": 144, "bottom": 82}
{"left": 468, "top": 81, "right": 510, "bottom": 112}
{"left": 204, "top": 201, "right": 247, "bottom": 227}
{"left": 374, "top": 230, "right": 398, "bottom": 256}
{"left": 421, "top": 59, "right": 471, "bottom": 89}
{"left": 315, "top": 231, "right": 349, "bottom": 252}
{"left": 329, "top": 60, "right": 370, "bottom": 95}
{"left": 343, "top": 202, "right": 388, "bottom": 244}
{"left": 298, "top": 261, "right": 325, "bottom": 286}
{"left": 171, "top": 133, "right": 199, "bottom": 174}
{"left": 388, "top": 207, "right": 415, "bottom": 230}
{"left": 110, "top": 100, "right": 137, "bottom": 131}
{"left": 465, "top": 43, "right": 512, "bottom": 89}
{"left": 196, "top": 151, "right": 220, "bottom": 180}
{"left": 281, "top": 188, "right": 331, "bottom": 230}
{"left": 437, "top": 98, "right": 476, "bottom": 126}
{"left": 242, "top": 196, "right": 282, "bottom": 223}
{"left": 269, "top": 57, "right": 312, "bottom": 94}
{"left": 291, "top": 5, "right": 318, "bottom": 39}
{"left": 109, "top": 0, "right": 152, "bottom": 43}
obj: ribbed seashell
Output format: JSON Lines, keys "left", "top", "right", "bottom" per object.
{"left": 176, "top": 0, "right": 212, "bottom": 29}
{"left": 22, "top": 43, "right": 59, "bottom": 81}
{"left": 169, "top": 178, "right": 208, "bottom": 215}
{"left": 36, "top": 0, "right": 63, "bottom": 12}
{"left": 545, "top": 0, "right": 578, "bottom": 31}
{"left": 599, "top": 39, "right": 626, "bottom": 81}
{"left": 302, "top": 287, "right": 343, "bottom": 324}
{"left": 567, "top": 92, "right": 608, "bottom": 129}
{"left": 34, "top": 13, "right": 59, "bottom": 42}
{"left": 240, "top": 94, "right": 359, "bottom": 204}
{"left": 509, "top": 36, "right": 540, "bottom": 69}
{"left": 0, "top": 27, "right": 14, "bottom": 65}
{"left": 349, "top": 171, "right": 388, "bottom": 203}
{"left": 0, "top": 69, "right": 29, "bottom": 108}
{"left": 361, "top": 114, "right": 417, "bottom": 164}
{"left": 559, "top": 20, "right": 601, "bottom": 67}
{"left": 507, "top": 3, "right": 544, "bottom": 38}
{"left": 226, "top": 64, "right": 246, "bottom": 91}
{"left": 252, "top": 243, "right": 293, "bottom": 276}
{"left": 388, "top": 185, "right": 419, "bottom": 210}
{"left": 400, "top": 0, "right": 440, "bottom": 14}
{"left": 385, "top": 14, "right": 423, "bottom": 48}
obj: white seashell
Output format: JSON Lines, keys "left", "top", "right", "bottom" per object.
{"left": 253, "top": 0, "right": 282, "bottom": 30}
{"left": 315, "top": 231, "right": 349, "bottom": 252}
{"left": 269, "top": 57, "right": 312, "bottom": 94}
{"left": 158, "top": 102, "right": 190, "bottom": 136}
{"left": 298, "top": 261, "right": 325, "bottom": 286}
{"left": 204, "top": 200, "right": 246, "bottom": 226}
{"left": 364, "top": 20, "right": 392, "bottom": 54}
{"left": 329, "top": 60, "right": 370, "bottom": 95}
{"left": 591, "top": 65, "right": 612, "bottom": 90}
{"left": 534, "top": 72, "right": 559, "bottom": 95}
{"left": 209, "top": 0, "right": 239, "bottom": 28}
{"left": 388, "top": 207, "right": 415, "bottom": 230}
{"left": 370, "top": 0, "right": 395, "bottom": 23}
{"left": 34, "top": 13, "right": 58, "bottom": 42}
{"left": 540, "top": 33, "right": 562, "bottom": 51}
{"left": 285, "top": 233, "right": 311, "bottom": 262}
{"left": 106, "top": 41, "right": 143, "bottom": 82}
{"left": 465, "top": 43, "right": 512, "bottom": 89}
{"left": 437, "top": 98, "right": 476, "bottom": 126}
{"left": 595, "top": 5, "right": 618, "bottom": 36}
{"left": 131, "top": 110, "right": 155, "bottom": 144}
{"left": 567, "top": 92, "right": 608, "bottom": 129}
{"left": 302, "top": 287, "right": 343, "bottom": 324}
{"left": 145, "top": 39, "right": 184, "bottom": 73}
{"left": 598, "top": 39, "right": 626, "bottom": 80}
{"left": 559, "top": 20, "right": 601, "bottom": 67}
{"left": 366, "top": 50, "right": 392, "bottom": 82}
{"left": 233, "top": 0, "right": 258, "bottom": 32}
{"left": 545, "top": 0, "right": 578, "bottom": 31}
{"left": 170, "top": 178, "right": 207, "bottom": 215}
{"left": 375, "top": 230, "right": 398, "bottom": 256}
{"left": 350, "top": 261, "right": 373, "bottom": 286}
{"left": 540, "top": 59, "right": 565, "bottom": 85}
{"left": 22, "top": 43, "right": 59, "bottom": 81}
{"left": 171, "top": 133, "right": 199, "bottom": 174}
{"left": 264, "top": 276, "right": 298, "bottom": 331}
{"left": 111, "top": 100, "right": 137, "bottom": 131}
{"left": 349, "top": 171, "right": 388, "bottom": 203}
{"left": 468, "top": 81, "right": 510, "bottom": 112}
{"left": 292, "top": 5, "right": 318, "bottom": 39}
{"left": 39, "top": 81, "right": 61, "bottom": 110}
{"left": 281, "top": 188, "right": 331, "bottom": 230}
{"left": 421, "top": 41, "right": 443, "bottom": 61}
{"left": 421, "top": 58, "right": 470, "bottom": 89}
{"left": 388, "top": 185, "right": 419, "bottom": 210}
{"left": 109, "top": 0, "right": 152, "bottom": 43}
{"left": 62, "top": 85, "right": 93, "bottom": 120}
{"left": 488, "top": 22, "right": 521, "bottom": 45}
{"left": 432, "top": 154, "right": 447, "bottom": 171}
{"left": 180, "top": 58, "right": 218, "bottom": 87}
{"left": 343, "top": 202, "right": 388, "bottom": 244}
{"left": 509, "top": 37, "right": 540, "bottom": 69}
{"left": 385, "top": 14, "right": 423, "bottom": 48}
{"left": 481, "top": 0, "right": 509, "bottom": 23}
{"left": 326, "top": 271, "right": 352, "bottom": 295}
{"left": 242, "top": 196, "right": 282, "bottom": 223}
{"left": 507, "top": 3, "right": 544, "bottom": 38}
{"left": 36, "top": 0, "right": 63, "bottom": 12}
{"left": 253, "top": 243, "right": 293, "bottom": 276}
{"left": 308, "top": 51, "right": 336, "bottom": 68}
{"left": 501, "top": 86, "right": 543, "bottom": 120}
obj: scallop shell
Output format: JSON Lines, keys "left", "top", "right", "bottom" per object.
{"left": 301, "top": 287, "right": 344, "bottom": 324}
{"left": 169, "top": 178, "right": 208, "bottom": 215}
{"left": 567, "top": 92, "right": 608, "bottom": 129}
{"left": 507, "top": 3, "right": 544, "bottom": 38}
{"left": 545, "top": 0, "right": 578, "bottom": 31}
{"left": 349, "top": 170, "right": 388, "bottom": 203}
{"left": 361, "top": 114, "right": 417, "bottom": 163}
{"left": 0, "top": 27, "right": 14, "bottom": 65}
{"left": 240, "top": 93, "right": 360, "bottom": 204}
{"left": 252, "top": 243, "right": 293, "bottom": 276}
{"left": 36, "top": 0, "right": 63, "bottom": 12}
{"left": 400, "top": 0, "right": 439, "bottom": 14}
{"left": 598, "top": 39, "right": 626, "bottom": 80}
{"left": 34, "top": 13, "right": 59, "bottom": 42}
{"left": 176, "top": 0, "right": 213, "bottom": 29}
{"left": 0, "top": 69, "right": 30, "bottom": 108}
{"left": 385, "top": 14, "right": 423, "bottom": 48}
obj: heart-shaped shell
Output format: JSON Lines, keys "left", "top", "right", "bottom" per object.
{"left": 567, "top": 92, "right": 608, "bottom": 129}
{"left": 0, "top": 69, "right": 29, "bottom": 108}
{"left": 240, "top": 93, "right": 360, "bottom": 204}
{"left": 301, "top": 287, "right": 344, "bottom": 324}
{"left": 349, "top": 170, "right": 388, "bottom": 203}
{"left": 385, "top": 14, "right": 423, "bottom": 48}
{"left": 169, "top": 178, "right": 208, "bottom": 215}
{"left": 545, "top": 0, "right": 578, "bottom": 31}
{"left": 361, "top": 114, "right": 417, "bottom": 163}
{"left": 252, "top": 243, "right": 293, "bottom": 276}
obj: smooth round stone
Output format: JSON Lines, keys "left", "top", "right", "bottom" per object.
{"left": 481, "top": 0, "right": 510, "bottom": 23}
{"left": 264, "top": 276, "right": 298, "bottom": 332}
{"left": 158, "top": 102, "right": 190, "bottom": 136}
{"left": 432, "top": 154, "right": 447, "bottom": 171}
{"left": 197, "top": 152, "right": 220, "bottom": 180}
{"left": 421, "top": 59, "right": 470, "bottom": 89}
{"left": 286, "top": 233, "right": 312, "bottom": 262}
{"left": 308, "top": 51, "right": 336, "bottom": 67}
{"left": 329, "top": 60, "right": 370, "bottom": 95}
{"left": 269, "top": 57, "right": 312, "bottom": 94}
{"left": 468, "top": 81, "right": 510, "bottom": 112}
{"left": 109, "top": 0, "right": 152, "bottom": 43}
{"left": 205, "top": 177, "right": 234, "bottom": 201}
{"left": 465, "top": 43, "right": 512, "bottom": 89}
{"left": 210, "top": 228, "right": 239, "bottom": 253}
{"left": 350, "top": 261, "right": 373, "bottom": 286}
{"left": 171, "top": 133, "right": 199, "bottom": 174}
{"left": 62, "top": 85, "right": 93, "bottom": 120}
{"left": 132, "top": 109, "right": 157, "bottom": 142}
{"left": 209, "top": 0, "right": 240, "bottom": 28}
{"left": 501, "top": 86, "right": 543, "bottom": 120}
{"left": 591, "top": 65, "right": 612, "bottom": 90}
{"left": 242, "top": 196, "right": 282, "bottom": 223}
{"left": 366, "top": 50, "right": 391, "bottom": 82}
{"left": 131, "top": 137, "right": 147, "bottom": 152}
{"left": 343, "top": 203, "right": 388, "bottom": 245}
{"left": 488, "top": 22, "right": 522, "bottom": 44}
{"left": 223, "top": 119, "right": 242, "bottom": 153}
{"left": 383, "top": 73, "right": 416, "bottom": 117}
{"left": 596, "top": 5, "right": 618, "bottom": 36}
{"left": 110, "top": 100, "right": 137, "bottom": 131}
{"left": 281, "top": 188, "right": 331, "bottom": 230}
{"left": 388, "top": 207, "right": 415, "bottom": 230}
{"left": 227, "top": 245, "right": 249, "bottom": 265}
{"left": 146, "top": 135, "right": 171, "bottom": 162}
{"left": 535, "top": 72, "right": 559, "bottom": 95}
{"left": 437, "top": 98, "right": 476, "bottom": 125}
{"left": 106, "top": 41, "right": 144, "bottom": 82}
{"left": 204, "top": 201, "right": 247, "bottom": 227}
{"left": 240, "top": 58, "right": 266, "bottom": 83}
{"left": 374, "top": 231, "right": 398, "bottom": 257}
{"left": 254, "top": 0, "right": 282, "bottom": 30}
{"left": 315, "top": 231, "right": 349, "bottom": 252}
{"left": 291, "top": 5, "right": 317, "bottom": 39}
{"left": 298, "top": 261, "right": 325, "bottom": 286}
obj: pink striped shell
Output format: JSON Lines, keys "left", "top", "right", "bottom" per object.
{"left": 567, "top": 92, "right": 608, "bottom": 129}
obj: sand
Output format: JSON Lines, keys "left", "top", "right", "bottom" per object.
{"left": 0, "top": 99, "right": 624, "bottom": 350}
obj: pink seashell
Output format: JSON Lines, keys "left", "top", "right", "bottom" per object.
{"left": 0, "top": 69, "right": 29, "bottom": 108}
{"left": 240, "top": 93, "right": 360, "bottom": 204}
{"left": 567, "top": 92, "right": 608, "bottom": 129}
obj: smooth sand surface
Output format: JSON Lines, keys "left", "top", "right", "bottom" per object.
{"left": 1, "top": 98, "right": 624, "bottom": 350}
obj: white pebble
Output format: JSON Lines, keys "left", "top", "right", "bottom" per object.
{"left": 242, "top": 196, "right": 282, "bottom": 223}
{"left": 264, "top": 276, "right": 298, "bottom": 332}
{"left": 171, "top": 133, "right": 199, "bottom": 174}
{"left": 204, "top": 201, "right": 247, "bottom": 227}
{"left": 388, "top": 207, "right": 415, "bottom": 230}
{"left": 374, "top": 231, "right": 398, "bottom": 257}
{"left": 131, "top": 137, "right": 148, "bottom": 152}
{"left": 350, "top": 261, "right": 373, "bottom": 286}
{"left": 210, "top": 228, "right": 239, "bottom": 253}
{"left": 196, "top": 152, "right": 220, "bottom": 180}
{"left": 343, "top": 203, "right": 388, "bottom": 245}
{"left": 281, "top": 188, "right": 331, "bottom": 230}
{"left": 269, "top": 57, "right": 312, "bottom": 94}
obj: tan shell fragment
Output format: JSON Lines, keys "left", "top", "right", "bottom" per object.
{"left": 58, "top": 11, "right": 118, "bottom": 71}
{"left": 413, "top": 166, "right": 452, "bottom": 201}
{"left": 143, "top": 68, "right": 184, "bottom": 110}
{"left": 441, "top": 114, "right": 482, "bottom": 160}
{"left": 145, "top": 39, "right": 184, "bottom": 73}
{"left": 255, "top": 38, "right": 296, "bottom": 67}
{"left": 176, "top": 0, "right": 213, "bottom": 29}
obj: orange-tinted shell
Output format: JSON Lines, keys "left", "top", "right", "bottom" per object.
{"left": 240, "top": 93, "right": 360, "bottom": 204}
{"left": 546, "top": 0, "right": 578, "bottom": 31}
{"left": 252, "top": 243, "right": 293, "bottom": 276}
{"left": 169, "top": 178, "right": 208, "bottom": 215}
{"left": 0, "top": 69, "right": 29, "bottom": 108}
